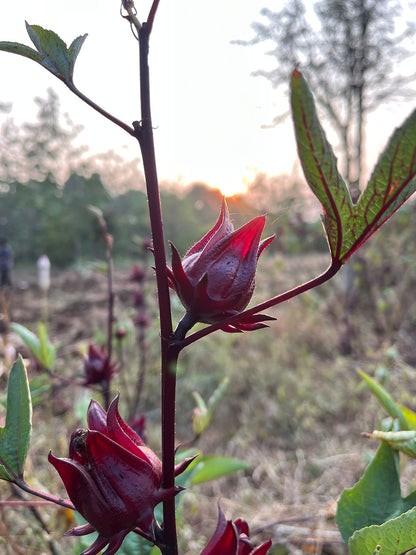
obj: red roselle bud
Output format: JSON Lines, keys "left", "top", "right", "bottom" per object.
{"left": 167, "top": 198, "right": 275, "bottom": 332}
{"left": 133, "top": 290, "right": 145, "bottom": 308}
{"left": 201, "top": 504, "right": 272, "bottom": 555}
{"left": 129, "top": 264, "right": 146, "bottom": 283}
{"left": 49, "top": 396, "right": 196, "bottom": 554}
{"left": 115, "top": 326, "right": 127, "bottom": 340}
{"left": 83, "top": 344, "right": 116, "bottom": 386}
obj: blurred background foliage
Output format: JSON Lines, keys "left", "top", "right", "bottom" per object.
{"left": 0, "top": 88, "right": 328, "bottom": 267}
{"left": 2, "top": 87, "right": 416, "bottom": 555}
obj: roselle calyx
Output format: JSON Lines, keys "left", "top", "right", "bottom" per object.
{"left": 201, "top": 504, "right": 272, "bottom": 554}
{"left": 49, "top": 395, "right": 193, "bottom": 555}
{"left": 167, "top": 198, "right": 275, "bottom": 332}
{"left": 83, "top": 343, "right": 116, "bottom": 386}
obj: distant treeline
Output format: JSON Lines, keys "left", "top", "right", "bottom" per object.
{"left": 0, "top": 88, "right": 328, "bottom": 267}
{"left": 0, "top": 173, "right": 328, "bottom": 267}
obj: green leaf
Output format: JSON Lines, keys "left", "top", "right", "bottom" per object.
{"left": 349, "top": 506, "right": 416, "bottom": 555}
{"left": 10, "top": 322, "right": 55, "bottom": 370}
{"left": 190, "top": 455, "right": 248, "bottom": 485}
{"left": 38, "top": 323, "right": 56, "bottom": 370}
{"left": 0, "top": 356, "right": 32, "bottom": 481}
{"left": 366, "top": 430, "right": 416, "bottom": 458}
{"left": 336, "top": 443, "right": 416, "bottom": 544}
{"left": 358, "top": 369, "right": 408, "bottom": 430}
{"left": 11, "top": 323, "right": 40, "bottom": 355}
{"left": 0, "top": 41, "right": 43, "bottom": 63}
{"left": 290, "top": 69, "right": 353, "bottom": 261}
{"left": 397, "top": 405, "right": 416, "bottom": 431}
{"left": 192, "top": 378, "right": 229, "bottom": 436}
{"left": 290, "top": 71, "right": 416, "bottom": 263}
{"left": 68, "top": 34, "right": 88, "bottom": 68}
{"left": 26, "top": 23, "right": 87, "bottom": 83}
{"left": 0, "top": 23, "right": 87, "bottom": 84}
{"left": 345, "top": 109, "right": 416, "bottom": 259}
{"left": 29, "top": 375, "right": 51, "bottom": 407}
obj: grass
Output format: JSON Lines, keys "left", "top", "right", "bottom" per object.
{"left": 1, "top": 243, "right": 416, "bottom": 553}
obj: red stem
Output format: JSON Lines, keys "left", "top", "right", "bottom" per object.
{"left": 179, "top": 260, "right": 343, "bottom": 348}
{"left": 14, "top": 478, "right": 74, "bottom": 511}
{"left": 137, "top": 19, "right": 178, "bottom": 554}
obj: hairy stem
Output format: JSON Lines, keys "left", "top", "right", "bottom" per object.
{"left": 14, "top": 478, "right": 74, "bottom": 511}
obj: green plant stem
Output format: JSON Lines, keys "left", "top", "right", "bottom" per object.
{"left": 179, "top": 260, "right": 343, "bottom": 348}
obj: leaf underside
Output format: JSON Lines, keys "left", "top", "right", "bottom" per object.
{"left": 291, "top": 70, "right": 416, "bottom": 263}
{"left": 291, "top": 69, "right": 353, "bottom": 261}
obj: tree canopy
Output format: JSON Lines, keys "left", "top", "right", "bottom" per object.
{"left": 235, "top": 0, "right": 416, "bottom": 200}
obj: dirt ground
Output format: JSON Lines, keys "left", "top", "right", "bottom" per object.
{"left": 0, "top": 265, "right": 359, "bottom": 554}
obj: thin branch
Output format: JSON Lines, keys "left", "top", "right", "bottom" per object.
{"left": 179, "top": 260, "right": 343, "bottom": 348}
{"left": 147, "top": 0, "right": 161, "bottom": 33}
{"left": 14, "top": 478, "right": 75, "bottom": 511}
{"left": 66, "top": 82, "right": 136, "bottom": 137}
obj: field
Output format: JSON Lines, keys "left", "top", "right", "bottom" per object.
{"left": 1, "top": 248, "right": 416, "bottom": 554}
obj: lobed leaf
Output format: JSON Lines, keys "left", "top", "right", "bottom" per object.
{"left": 290, "top": 69, "right": 353, "bottom": 261}
{"left": 349, "top": 506, "right": 416, "bottom": 555}
{"left": 290, "top": 70, "right": 416, "bottom": 264}
{"left": 0, "top": 23, "right": 87, "bottom": 85}
{"left": 336, "top": 443, "right": 416, "bottom": 544}
{"left": 344, "top": 109, "right": 416, "bottom": 259}
{"left": 0, "top": 356, "right": 32, "bottom": 481}
{"left": 26, "top": 23, "right": 87, "bottom": 82}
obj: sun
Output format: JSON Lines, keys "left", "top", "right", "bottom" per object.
{"left": 216, "top": 168, "right": 257, "bottom": 197}
{"left": 218, "top": 181, "right": 247, "bottom": 197}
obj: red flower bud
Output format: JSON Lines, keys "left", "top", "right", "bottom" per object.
{"left": 83, "top": 344, "right": 116, "bottom": 386}
{"left": 115, "top": 326, "right": 127, "bottom": 340}
{"left": 129, "top": 264, "right": 146, "bottom": 283}
{"left": 49, "top": 396, "right": 193, "bottom": 554}
{"left": 167, "top": 198, "right": 275, "bottom": 332}
{"left": 133, "top": 290, "right": 145, "bottom": 307}
{"left": 201, "top": 504, "right": 272, "bottom": 555}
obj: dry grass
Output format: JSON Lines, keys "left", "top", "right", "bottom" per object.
{"left": 0, "top": 251, "right": 414, "bottom": 554}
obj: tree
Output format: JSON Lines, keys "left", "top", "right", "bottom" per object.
{"left": 0, "top": 88, "right": 85, "bottom": 185}
{"left": 236, "top": 0, "right": 416, "bottom": 200}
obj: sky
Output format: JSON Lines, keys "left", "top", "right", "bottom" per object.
{"left": 0, "top": 1, "right": 414, "bottom": 197}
